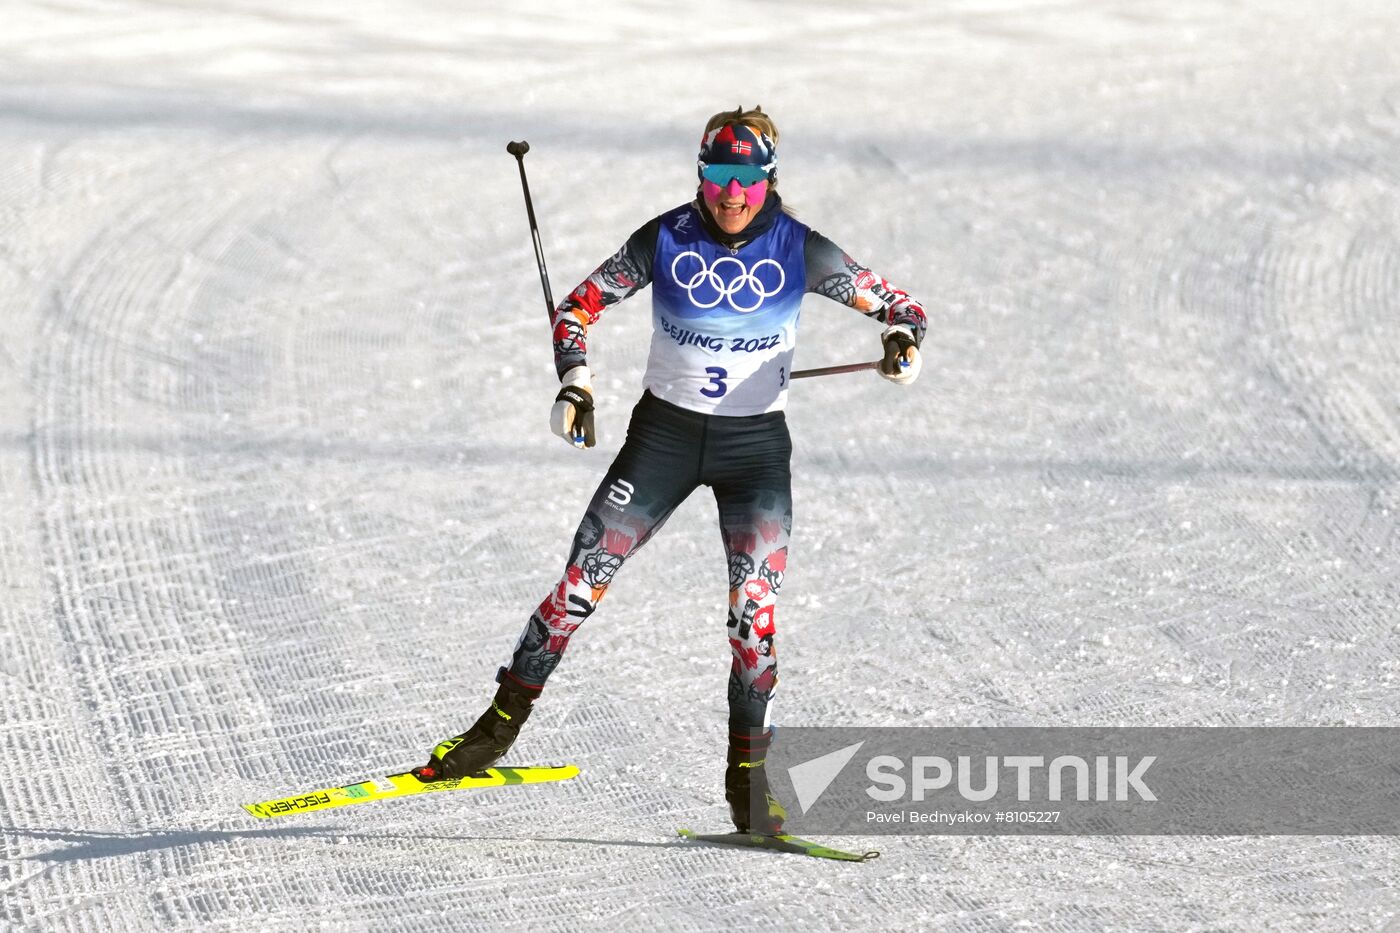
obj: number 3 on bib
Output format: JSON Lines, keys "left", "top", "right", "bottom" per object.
{"left": 701, "top": 366, "right": 728, "bottom": 398}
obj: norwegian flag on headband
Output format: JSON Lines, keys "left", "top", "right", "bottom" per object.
{"left": 699, "top": 122, "right": 774, "bottom": 168}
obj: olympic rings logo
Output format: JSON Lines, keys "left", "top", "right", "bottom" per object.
{"left": 670, "top": 251, "right": 785, "bottom": 313}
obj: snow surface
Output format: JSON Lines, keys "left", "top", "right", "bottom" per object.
{"left": 2, "top": 0, "right": 1399, "bottom": 929}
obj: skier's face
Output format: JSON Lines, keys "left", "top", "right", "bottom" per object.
{"left": 703, "top": 176, "right": 768, "bottom": 235}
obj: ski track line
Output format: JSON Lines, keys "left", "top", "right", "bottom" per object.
{"left": 176, "top": 143, "right": 461, "bottom": 765}
{"left": 20, "top": 134, "right": 523, "bottom": 924}
{"left": 21, "top": 141, "right": 225, "bottom": 927}
{"left": 25, "top": 139, "right": 330, "bottom": 929}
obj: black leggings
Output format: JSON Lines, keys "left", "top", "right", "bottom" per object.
{"left": 505, "top": 391, "right": 793, "bottom": 729}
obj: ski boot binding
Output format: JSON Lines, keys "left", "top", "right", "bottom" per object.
{"left": 414, "top": 670, "right": 541, "bottom": 782}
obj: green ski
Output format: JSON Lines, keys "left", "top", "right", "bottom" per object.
{"left": 677, "top": 828, "right": 879, "bottom": 862}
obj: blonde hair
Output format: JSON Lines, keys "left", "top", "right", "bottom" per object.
{"left": 702, "top": 105, "right": 779, "bottom": 147}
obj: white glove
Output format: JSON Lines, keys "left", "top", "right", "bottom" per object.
{"left": 879, "top": 325, "right": 922, "bottom": 385}
{"left": 550, "top": 365, "right": 595, "bottom": 448}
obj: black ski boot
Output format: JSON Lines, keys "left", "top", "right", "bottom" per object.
{"left": 415, "top": 670, "right": 541, "bottom": 782}
{"left": 725, "top": 727, "right": 788, "bottom": 835}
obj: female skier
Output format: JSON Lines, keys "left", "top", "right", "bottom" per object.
{"left": 416, "top": 106, "right": 927, "bottom": 834}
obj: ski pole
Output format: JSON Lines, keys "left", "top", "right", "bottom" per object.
{"left": 506, "top": 140, "right": 556, "bottom": 321}
{"left": 790, "top": 360, "right": 881, "bottom": 379}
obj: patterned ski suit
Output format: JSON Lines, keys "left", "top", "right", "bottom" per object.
{"left": 504, "top": 199, "right": 927, "bottom": 731}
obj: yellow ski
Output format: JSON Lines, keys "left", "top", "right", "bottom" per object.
{"left": 242, "top": 764, "right": 580, "bottom": 820}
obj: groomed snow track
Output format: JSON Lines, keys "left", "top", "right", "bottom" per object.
{"left": 1, "top": 2, "right": 1398, "bottom": 929}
